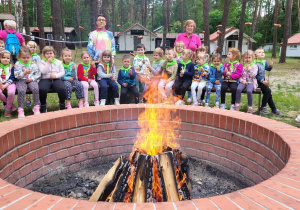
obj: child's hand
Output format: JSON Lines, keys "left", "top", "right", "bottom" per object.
{"left": 217, "top": 66, "right": 220, "bottom": 71}
{"left": 72, "top": 65, "right": 75, "bottom": 70}
{"left": 50, "top": 73, "right": 56, "bottom": 79}
{"left": 226, "top": 72, "right": 231, "bottom": 77}
{"left": 215, "top": 80, "right": 220, "bottom": 85}
{"left": 88, "top": 79, "right": 92, "bottom": 84}
{"left": 246, "top": 63, "right": 250, "bottom": 68}
{"left": 268, "top": 60, "right": 273, "bottom": 67}
{"left": 91, "top": 61, "right": 96, "bottom": 68}
{"left": 128, "top": 69, "right": 132, "bottom": 76}
{"left": 180, "top": 73, "right": 184, "bottom": 77}
{"left": 1, "top": 83, "right": 8, "bottom": 91}
{"left": 26, "top": 78, "right": 33, "bottom": 83}
{"left": 262, "top": 80, "right": 269, "bottom": 86}
{"left": 180, "top": 70, "right": 184, "bottom": 75}
{"left": 245, "top": 82, "right": 249, "bottom": 86}
{"left": 123, "top": 83, "right": 128, "bottom": 87}
{"left": 48, "top": 58, "right": 53, "bottom": 64}
{"left": 24, "top": 69, "right": 31, "bottom": 75}
{"left": 69, "top": 77, "right": 73, "bottom": 82}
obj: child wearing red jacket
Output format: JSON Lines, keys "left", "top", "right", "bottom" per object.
{"left": 77, "top": 51, "right": 99, "bottom": 107}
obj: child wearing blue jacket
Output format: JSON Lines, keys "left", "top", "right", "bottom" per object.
{"left": 118, "top": 55, "right": 139, "bottom": 104}
{"left": 174, "top": 49, "right": 195, "bottom": 105}
{"left": 205, "top": 53, "right": 224, "bottom": 108}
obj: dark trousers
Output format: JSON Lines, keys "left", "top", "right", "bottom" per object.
{"left": 258, "top": 82, "right": 276, "bottom": 111}
{"left": 39, "top": 79, "right": 67, "bottom": 106}
{"left": 98, "top": 79, "right": 119, "bottom": 100}
{"left": 174, "top": 79, "right": 191, "bottom": 99}
{"left": 221, "top": 81, "right": 238, "bottom": 104}
{"left": 120, "top": 85, "right": 139, "bottom": 104}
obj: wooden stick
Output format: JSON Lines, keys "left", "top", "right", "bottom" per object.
{"left": 89, "top": 157, "right": 121, "bottom": 202}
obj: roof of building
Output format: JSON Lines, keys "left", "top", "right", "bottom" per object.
{"left": 287, "top": 33, "right": 300, "bottom": 44}
{"left": 0, "top": 14, "right": 15, "bottom": 21}
{"left": 117, "top": 23, "right": 157, "bottom": 37}
{"left": 30, "top": 27, "right": 75, "bottom": 33}
{"left": 209, "top": 27, "right": 255, "bottom": 42}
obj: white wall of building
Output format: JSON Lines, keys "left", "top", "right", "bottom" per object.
{"left": 118, "top": 25, "right": 156, "bottom": 52}
{"left": 282, "top": 44, "right": 300, "bottom": 57}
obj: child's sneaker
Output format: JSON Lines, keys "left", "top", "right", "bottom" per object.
{"left": 18, "top": 107, "right": 25, "bottom": 118}
{"left": 204, "top": 103, "right": 209, "bottom": 107}
{"left": 11, "top": 104, "right": 17, "bottom": 111}
{"left": 272, "top": 110, "right": 284, "bottom": 118}
{"left": 235, "top": 104, "right": 240, "bottom": 111}
{"left": 26, "top": 99, "right": 31, "bottom": 106}
{"left": 201, "top": 100, "right": 205, "bottom": 106}
{"left": 4, "top": 109, "right": 11, "bottom": 118}
{"left": 247, "top": 107, "right": 253, "bottom": 114}
{"left": 215, "top": 102, "right": 219, "bottom": 108}
{"left": 186, "top": 98, "right": 192, "bottom": 104}
{"left": 114, "top": 98, "right": 120, "bottom": 105}
{"left": 95, "top": 100, "right": 100, "bottom": 106}
{"left": 192, "top": 101, "right": 199, "bottom": 106}
{"left": 84, "top": 102, "right": 90, "bottom": 107}
{"left": 100, "top": 99, "right": 105, "bottom": 106}
{"left": 78, "top": 101, "right": 84, "bottom": 108}
{"left": 260, "top": 107, "right": 270, "bottom": 115}
{"left": 40, "top": 105, "right": 47, "bottom": 113}
{"left": 296, "top": 115, "right": 300, "bottom": 122}
{"left": 66, "top": 102, "right": 72, "bottom": 109}
{"left": 175, "top": 100, "right": 185, "bottom": 105}
{"left": 33, "top": 105, "right": 40, "bottom": 115}
{"left": 230, "top": 104, "right": 235, "bottom": 110}
{"left": 220, "top": 104, "right": 226, "bottom": 109}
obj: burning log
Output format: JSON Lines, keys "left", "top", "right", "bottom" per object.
{"left": 90, "top": 149, "right": 191, "bottom": 203}
{"left": 158, "top": 151, "right": 179, "bottom": 202}
{"left": 89, "top": 157, "right": 128, "bottom": 202}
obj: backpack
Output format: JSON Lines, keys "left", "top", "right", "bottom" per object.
{"left": 5, "top": 30, "right": 20, "bottom": 56}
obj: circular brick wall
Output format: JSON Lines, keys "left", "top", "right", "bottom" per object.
{"left": 0, "top": 104, "right": 299, "bottom": 209}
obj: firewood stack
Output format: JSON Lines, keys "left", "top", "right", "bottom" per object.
{"left": 89, "top": 147, "right": 191, "bottom": 203}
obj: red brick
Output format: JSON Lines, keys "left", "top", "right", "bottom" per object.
{"left": 74, "top": 136, "right": 86, "bottom": 145}
{"left": 247, "top": 159, "right": 258, "bottom": 173}
{"left": 36, "top": 147, "right": 48, "bottom": 158}
{"left": 7, "top": 150, "right": 18, "bottom": 163}
{"left": 75, "top": 153, "right": 86, "bottom": 162}
{"left": 226, "top": 191, "right": 264, "bottom": 209}
{"left": 24, "top": 151, "right": 37, "bottom": 164}
{"left": 30, "top": 139, "right": 42, "bottom": 150}
{"left": 80, "top": 126, "right": 92, "bottom": 135}
{"left": 0, "top": 188, "right": 32, "bottom": 207}
{"left": 83, "top": 112, "right": 91, "bottom": 125}
{"left": 155, "top": 201, "right": 176, "bottom": 210}
{"left": 43, "top": 154, "right": 56, "bottom": 164}
{"left": 49, "top": 142, "right": 61, "bottom": 153}
{"left": 20, "top": 164, "right": 32, "bottom": 177}
{"left": 48, "top": 118, "right": 56, "bottom": 133}
{"left": 111, "top": 108, "right": 118, "bottom": 122}
{"left": 207, "top": 112, "right": 213, "bottom": 126}
{"left": 214, "top": 147, "right": 227, "bottom": 157}
{"left": 8, "top": 170, "right": 20, "bottom": 184}
{"left": 69, "top": 114, "right": 77, "bottom": 128}
{"left": 56, "top": 149, "right": 69, "bottom": 160}
{"left": 213, "top": 114, "right": 220, "bottom": 128}
{"left": 249, "top": 141, "right": 260, "bottom": 153}
{"left": 62, "top": 156, "right": 74, "bottom": 166}
{"left": 27, "top": 195, "right": 62, "bottom": 209}
{"left": 68, "top": 146, "right": 81, "bottom": 156}
{"left": 25, "top": 170, "right": 37, "bottom": 185}
{"left": 210, "top": 195, "right": 241, "bottom": 210}
{"left": 42, "top": 135, "right": 54, "bottom": 146}
{"left": 31, "top": 158, "right": 43, "bottom": 171}
{"left": 200, "top": 112, "right": 207, "bottom": 125}
{"left": 49, "top": 160, "right": 62, "bottom": 170}
{"left": 67, "top": 128, "right": 80, "bottom": 138}
{"left": 226, "top": 151, "right": 237, "bottom": 161}
{"left": 76, "top": 113, "right": 84, "bottom": 127}
{"left": 41, "top": 120, "right": 48, "bottom": 135}
{"left": 202, "top": 143, "right": 214, "bottom": 153}
{"left": 19, "top": 127, "right": 27, "bottom": 144}
{"left": 251, "top": 124, "right": 258, "bottom": 140}
{"left": 55, "top": 131, "right": 67, "bottom": 142}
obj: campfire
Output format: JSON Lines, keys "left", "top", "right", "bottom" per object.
{"left": 90, "top": 83, "right": 191, "bottom": 203}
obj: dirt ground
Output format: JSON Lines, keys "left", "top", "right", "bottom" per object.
{"left": 29, "top": 158, "right": 248, "bottom": 200}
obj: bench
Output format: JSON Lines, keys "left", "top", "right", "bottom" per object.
{"left": 187, "top": 86, "right": 262, "bottom": 113}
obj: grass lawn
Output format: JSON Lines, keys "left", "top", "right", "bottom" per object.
{"left": 1, "top": 49, "right": 300, "bottom": 128}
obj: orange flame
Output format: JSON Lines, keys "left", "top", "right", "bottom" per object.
{"left": 152, "top": 158, "right": 163, "bottom": 202}
{"left": 123, "top": 165, "right": 135, "bottom": 202}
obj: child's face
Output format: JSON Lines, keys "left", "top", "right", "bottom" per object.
{"left": 212, "top": 58, "right": 221, "bottom": 66}
{"left": 136, "top": 47, "right": 145, "bottom": 56}
{"left": 81, "top": 53, "right": 91, "bottom": 64}
{"left": 153, "top": 53, "right": 161, "bottom": 61}
{"left": 103, "top": 55, "right": 111, "bottom": 63}
{"left": 176, "top": 45, "right": 184, "bottom": 53}
{"left": 44, "top": 51, "right": 55, "bottom": 60}
{"left": 256, "top": 49, "right": 265, "bottom": 59}
{"left": 181, "top": 52, "right": 190, "bottom": 61}
{"left": 20, "top": 52, "right": 31, "bottom": 64}
{"left": 28, "top": 45, "right": 37, "bottom": 54}
{"left": 227, "top": 51, "right": 235, "bottom": 61}
{"left": 244, "top": 54, "right": 254, "bottom": 64}
{"left": 0, "top": 43, "right": 4, "bottom": 51}
{"left": 62, "top": 51, "right": 72, "bottom": 64}
{"left": 165, "top": 50, "right": 174, "bottom": 61}
{"left": 122, "top": 58, "right": 131, "bottom": 68}
{"left": 0, "top": 53, "right": 10, "bottom": 65}
{"left": 196, "top": 58, "right": 205, "bottom": 66}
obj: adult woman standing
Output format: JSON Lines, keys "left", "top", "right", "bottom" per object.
{"left": 174, "top": 20, "right": 201, "bottom": 52}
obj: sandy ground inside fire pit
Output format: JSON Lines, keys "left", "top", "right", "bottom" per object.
{"left": 29, "top": 158, "right": 249, "bottom": 200}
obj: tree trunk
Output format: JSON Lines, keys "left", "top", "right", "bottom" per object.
{"left": 257, "top": 0, "right": 263, "bottom": 21}
{"left": 36, "top": 0, "right": 45, "bottom": 53}
{"left": 51, "top": 0, "right": 65, "bottom": 57}
{"left": 249, "top": 0, "right": 259, "bottom": 50}
{"left": 8, "top": 0, "right": 12, "bottom": 13}
{"left": 167, "top": 0, "right": 170, "bottom": 32}
{"left": 14, "top": 0, "right": 23, "bottom": 32}
{"left": 112, "top": 0, "right": 115, "bottom": 34}
{"left": 203, "top": 0, "right": 210, "bottom": 53}
{"left": 129, "top": 0, "right": 134, "bottom": 23}
{"left": 152, "top": 0, "right": 155, "bottom": 30}
{"left": 141, "top": 0, "right": 145, "bottom": 26}
{"left": 272, "top": 0, "right": 279, "bottom": 58}
{"left": 298, "top": 0, "right": 300, "bottom": 31}
{"left": 162, "top": 0, "right": 167, "bottom": 51}
{"left": 101, "top": 0, "right": 110, "bottom": 29}
{"left": 76, "top": 0, "right": 82, "bottom": 49}
{"left": 90, "top": 0, "right": 98, "bottom": 31}
{"left": 279, "top": 0, "right": 292, "bottom": 63}
{"left": 120, "top": 0, "right": 123, "bottom": 25}
{"left": 238, "top": 0, "right": 247, "bottom": 53}
{"left": 217, "top": 0, "right": 231, "bottom": 55}
{"left": 21, "top": 0, "right": 30, "bottom": 41}
{"left": 180, "top": 0, "right": 183, "bottom": 32}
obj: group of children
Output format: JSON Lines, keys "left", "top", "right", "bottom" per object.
{"left": 0, "top": 39, "right": 284, "bottom": 119}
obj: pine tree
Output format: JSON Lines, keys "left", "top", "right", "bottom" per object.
{"left": 238, "top": 0, "right": 247, "bottom": 53}
{"left": 203, "top": 0, "right": 210, "bottom": 53}
{"left": 217, "top": 0, "right": 231, "bottom": 55}
{"left": 36, "top": 0, "right": 45, "bottom": 53}
{"left": 22, "top": 0, "right": 30, "bottom": 41}
{"left": 279, "top": 0, "right": 292, "bottom": 63}
{"left": 51, "top": 0, "right": 65, "bottom": 57}
{"left": 272, "top": 0, "right": 279, "bottom": 58}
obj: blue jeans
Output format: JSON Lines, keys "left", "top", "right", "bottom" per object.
{"left": 206, "top": 82, "right": 221, "bottom": 103}
{"left": 98, "top": 78, "right": 119, "bottom": 99}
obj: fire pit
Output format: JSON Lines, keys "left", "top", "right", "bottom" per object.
{"left": 0, "top": 104, "right": 298, "bottom": 209}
